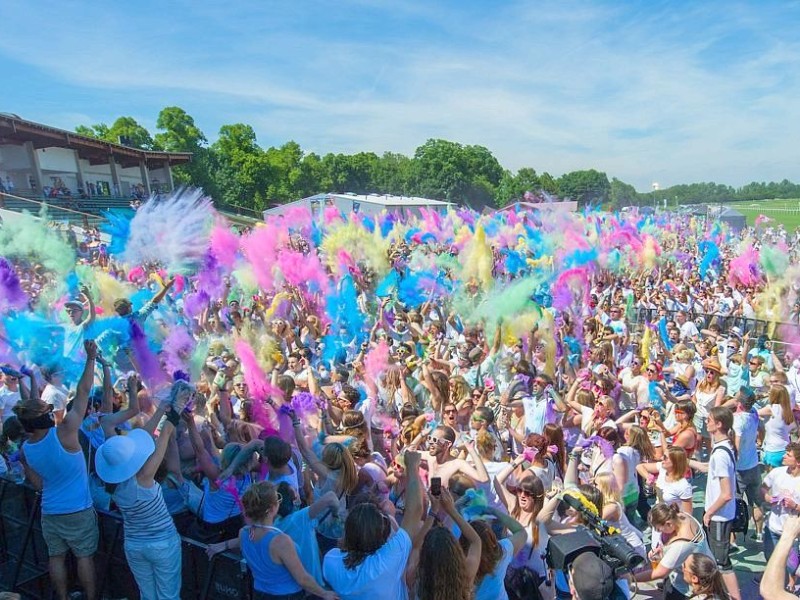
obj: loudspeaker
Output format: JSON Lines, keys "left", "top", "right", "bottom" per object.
{"left": 546, "top": 528, "right": 601, "bottom": 570}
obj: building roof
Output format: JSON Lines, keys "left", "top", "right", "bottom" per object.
{"left": 0, "top": 113, "right": 192, "bottom": 169}
{"left": 306, "top": 192, "right": 451, "bottom": 207}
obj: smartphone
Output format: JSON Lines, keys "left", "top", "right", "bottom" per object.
{"left": 430, "top": 477, "right": 442, "bottom": 497}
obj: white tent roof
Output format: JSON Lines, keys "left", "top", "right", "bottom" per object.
{"left": 306, "top": 193, "right": 450, "bottom": 207}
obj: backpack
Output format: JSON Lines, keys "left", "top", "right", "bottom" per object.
{"left": 711, "top": 445, "right": 749, "bottom": 534}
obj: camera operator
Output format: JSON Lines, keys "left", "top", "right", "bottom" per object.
{"left": 538, "top": 486, "right": 635, "bottom": 598}
{"left": 568, "top": 552, "right": 619, "bottom": 600}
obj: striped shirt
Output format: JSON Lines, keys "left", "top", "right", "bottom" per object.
{"left": 113, "top": 476, "right": 176, "bottom": 542}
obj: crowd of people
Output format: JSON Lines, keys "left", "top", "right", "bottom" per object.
{"left": 1, "top": 190, "right": 800, "bottom": 600}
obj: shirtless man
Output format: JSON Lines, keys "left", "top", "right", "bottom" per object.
{"left": 416, "top": 425, "right": 489, "bottom": 488}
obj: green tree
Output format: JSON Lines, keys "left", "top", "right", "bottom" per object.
{"left": 153, "top": 106, "right": 216, "bottom": 196}
{"left": 211, "top": 123, "right": 266, "bottom": 208}
{"left": 608, "top": 177, "right": 638, "bottom": 209}
{"left": 74, "top": 117, "right": 154, "bottom": 149}
{"left": 557, "top": 169, "right": 610, "bottom": 205}
{"left": 538, "top": 172, "right": 560, "bottom": 196}
{"left": 75, "top": 123, "right": 111, "bottom": 139}
{"left": 370, "top": 152, "right": 411, "bottom": 196}
{"left": 107, "top": 117, "right": 154, "bottom": 149}
{"left": 496, "top": 167, "right": 541, "bottom": 206}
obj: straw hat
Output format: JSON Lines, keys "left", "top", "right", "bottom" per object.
{"left": 702, "top": 357, "right": 722, "bottom": 374}
{"left": 95, "top": 429, "right": 155, "bottom": 484}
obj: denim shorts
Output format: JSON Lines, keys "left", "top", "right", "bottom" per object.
{"left": 41, "top": 507, "right": 99, "bottom": 557}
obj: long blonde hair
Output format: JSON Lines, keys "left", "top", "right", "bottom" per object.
{"left": 321, "top": 443, "right": 358, "bottom": 494}
{"left": 770, "top": 385, "right": 794, "bottom": 426}
{"left": 594, "top": 472, "right": 621, "bottom": 505}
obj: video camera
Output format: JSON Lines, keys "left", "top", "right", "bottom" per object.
{"left": 545, "top": 491, "right": 645, "bottom": 575}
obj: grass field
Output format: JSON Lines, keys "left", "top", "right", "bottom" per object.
{"left": 723, "top": 198, "right": 800, "bottom": 229}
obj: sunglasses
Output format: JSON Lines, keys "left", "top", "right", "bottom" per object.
{"left": 428, "top": 436, "right": 448, "bottom": 445}
{"left": 443, "top": 408, "right": 457, "bottom": 414}
{"left": 749, "top": 361, "right": 759, "bottom": 366}
{"left": 534, "top": 379, "right": 547, "bottom": 386}
{"left": 646, "top": 368, "right": 657, "bottom": 374}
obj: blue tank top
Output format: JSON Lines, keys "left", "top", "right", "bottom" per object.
{"left": 240, "top": 526, "right": 303, "bottom": 595}
{"left": 23, "top": 428, "right": 92, "bottom": 515}
{"left": 202, "top": 474, "right": 251, "bottom": 523}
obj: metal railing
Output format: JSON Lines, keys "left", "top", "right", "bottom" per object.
{"left": 0, "top": 477, "right": 254, "bottom": 599}
{"left": 627, "top": 307, "right": 800, "bottom": 345}
{"left": 0, "top": 192, "right": 106, "bottom": 227}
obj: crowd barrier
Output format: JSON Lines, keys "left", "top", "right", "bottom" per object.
{"left": 627, "top": 307, "right": 800, "bottom": 344}
{"left": 0, "top": 478, "right": 254, "bottom": 599}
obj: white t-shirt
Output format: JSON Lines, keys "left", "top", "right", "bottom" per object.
{"left": 679, "top": 321, "right": 699, "bottom": 342}
{"left": 732, "top": 410, "right": 759, "bottom": 471}
{"left": 705, "top": 441, "right": 736, "bottom": 522}
{"left": 41, "top": 383, "right": 69, "bottom": 412}
{"left": 656, "top": 464, "right": 693, "bottom": 507}
{"left": 323, "top": 528, "right": 412, "bottom": 600}
{"left": 475, "top": 537, "right": 514, "bottom": 600}
{"left": 763, "top": 467, "right": 800, "bottom": 534}
{"left": 0, "top": 386, "right": 21, "bottom": 421}
{"left": 764, "top": 404, "right": 795, "bottom": 453}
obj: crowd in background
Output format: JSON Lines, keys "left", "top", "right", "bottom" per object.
{"left": 1, "top": 194, "right": 800, "bottom": 600}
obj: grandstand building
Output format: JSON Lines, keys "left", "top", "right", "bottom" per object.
{"left": 0, "top": 113, "right": 191, "bottom": 201}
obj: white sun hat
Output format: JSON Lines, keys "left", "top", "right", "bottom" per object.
{"left": 95, "top": 428, "right": 156, "bottom": 484}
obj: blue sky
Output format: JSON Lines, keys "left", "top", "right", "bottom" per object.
{"left": 1, "top": 0, "right": 799, "bottom": 191}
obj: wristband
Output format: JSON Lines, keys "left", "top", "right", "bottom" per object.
{"left": 165, "top": 409, "right": 180, "bottom": 427}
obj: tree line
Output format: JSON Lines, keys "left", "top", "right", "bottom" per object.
{"left": 76, "top": 107, "right": 800, "bottom": 212}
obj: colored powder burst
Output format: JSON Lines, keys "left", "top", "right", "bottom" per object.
{"left": 0, "top": 207, "right": 76, "bottom": 275}
{"left": 320, "top": 222, "right": 390, "bottom": 277}
{"left": 461, "top": 224, "right": 494, "bottom": 291}
{"left": 241, "top": 222, "right": 288, "bottom": 292}
{"left": 728, "top": 245, "right": 761, "bottom": 287}
{"left": 551, "top": 267, "right": 592, "bottom": 312}
{"left": 234, "top": 339, "right": 282, "bottom": 403}
{"left": 209, "top": 223, "right": 241, "bottom": 269}
{"left": 364, "top": 340, "right": 391, "bottom": 381}
{"left": 101, "top": 209, "right": 132, "bottom": 255}
{"left": 0, "top": 258, "right": 28, "bottom": 311}
{"left": 189, "top": 338, "right": 210, "bottom": 381}
{"left": 375, "top": 271, "right": 400, "bottom": 297}
{"left": 325, "top": 275, "right": 364, "bottom": 343}
{"left": 760, "top": 243, "right": 789, "bottom": 279}
{"left": 121, "top": 189, "right": 215, "bottom": 274}
{"left": 698, "top": 240, "right": 720, "bottom": 277}
{"left": 162, "top": 327, "right": 196, "bottom": 375}
{"left": 277, "top": 249, "right": 330, "bottom": 295}
{"left": 130, "top": 321, "right": 168, "bottom": 387}
{"left": 470, "top": 276, "right": 542, "bottom": 332}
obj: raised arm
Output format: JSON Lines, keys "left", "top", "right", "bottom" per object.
{"left": 62, "top": 340, "right": 97, "bottom": 431}
{"left": 151, "top": 277, "right": 175, "bottom": 305}
{"left": 290, "top": 410, "right": 331, "bottom": 480}
{"left": 457, "top": 439, "right": 489, "bottom": 483}
{"left": 182, "top": 411, "right": 221, "bottom": 481}
{"left": 401, "top": 450, "right": 424, "bottom": 538}
{"left": 439, "top": 488, "right": 482, "bottom": 581}
{"left": 761, "top": 515, "right": 800, "bottom": 600}
{"left": 101, "top": 373, "right": 141, "bottom": 438}
{"left": 79, "top": 285, "right": 96, "bottom": 328}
